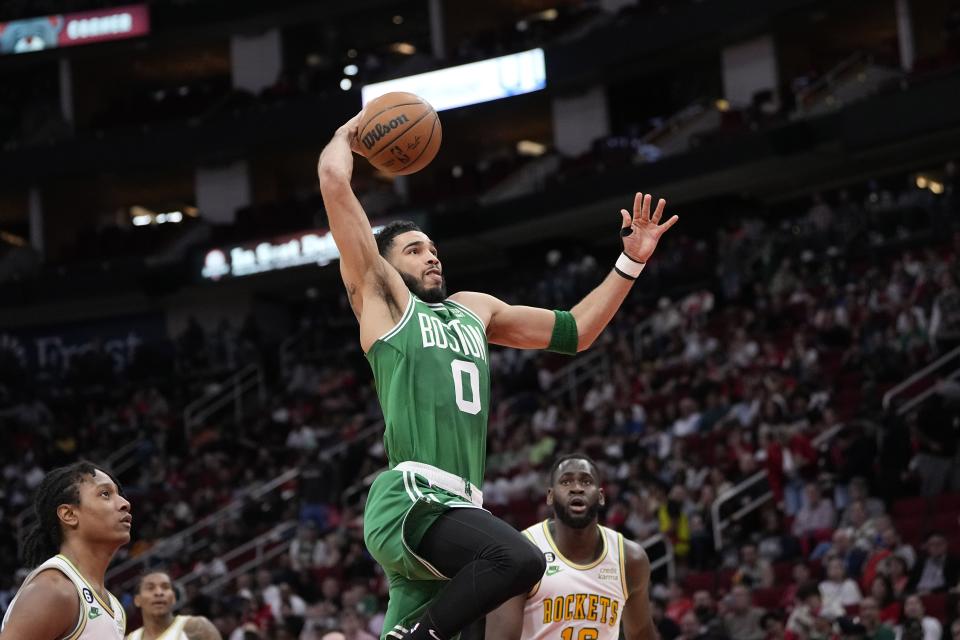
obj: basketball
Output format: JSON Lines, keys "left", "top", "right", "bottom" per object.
{"left": 356, "top": 92, "right": 442, "bottom": 176}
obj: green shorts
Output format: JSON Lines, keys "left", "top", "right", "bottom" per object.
{"left": 363, "top": 468, "right": 483, "bottom": 639}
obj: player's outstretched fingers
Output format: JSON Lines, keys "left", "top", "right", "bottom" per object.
{"left": 642, "top": 193, "right": 652, "bottom": 221}
{"left": 633, "top": 192, "right": 643, "bottom": 220}
{"left": 659, "top": 214, "right": 680, "bottom": 234}
{"left": 652, "top": 198, "right": 666, "bottom": 224}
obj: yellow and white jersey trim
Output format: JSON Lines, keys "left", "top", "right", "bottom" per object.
{"left": 126, "top": 615, "right": 191, "bottom": 640}
{"left": 1, "top": 554, "right": 126, "bottom": 640}
{"left": 521, "top": 520, "right": 628, "bottom": 640}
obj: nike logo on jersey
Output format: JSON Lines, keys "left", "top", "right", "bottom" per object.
{"left": 88, "top": 607, "right": 101, "bottom": 620}
{"left": 546, "top": 565, "right": 562, "bottom": 576}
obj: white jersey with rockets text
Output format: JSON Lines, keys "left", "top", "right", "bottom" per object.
{"left": 1, "top": 554, "right": 126, "bottom": 640}
{"left": 126, "top": 615, "right": 191, "bottom": 640}
{"left": 521, "top": 520, "right": 629, "bottom": 640}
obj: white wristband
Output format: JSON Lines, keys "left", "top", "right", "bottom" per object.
{"left": 614, "top": 252, "right": 645, "bottom": 280}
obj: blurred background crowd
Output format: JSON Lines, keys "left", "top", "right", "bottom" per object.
{"left": 1, "top": 0, "right": 960, "bottom": 639}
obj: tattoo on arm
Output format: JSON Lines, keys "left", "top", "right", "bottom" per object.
{"left": 375, "top": 274, "right": 404, "bottom": 321}
{"left": 345, "top": 266, "right": 405, "bottom": 322}
{"left": 184, "top": 616, "right": 222, "bottom": 640}
{"left": 346, "top": 282, "right": 361, "bottom": 313}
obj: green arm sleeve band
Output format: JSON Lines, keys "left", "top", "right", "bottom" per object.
{"left": 547, "top": 310, "right": 579, "bottom": 355}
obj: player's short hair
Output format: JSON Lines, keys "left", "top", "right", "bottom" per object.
{"left": 136, "top": 567, "right": 173, "bottom": 594}
{"left": 375, "top": 220, "right": 423, "bottom": 256}
{"left": 548, "top": 453, "right": 602, "bottom": 485}
{"left": 21, "top": 461, "right": 123, "bottom": 568}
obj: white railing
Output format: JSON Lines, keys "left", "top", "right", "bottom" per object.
{"left": 882, "top": 345, "right": 960, "bottom": 412}
{"left": 106, "top": 421, "right": 383, "bottom": 591}
{"left": 640, "top": 100, "right": 708, "bottom": 148}
{"left": 176, "top": 520, "right": 299, "bottom": 593}
{"left": 710, "top": 423, "right": 844, "bottom": 550}
{"left": 182, "top": 363, "right": 265, "bottom": 438}
{"left": 547, "top": 348, "right": 611, "bottom": 406}
{"left": 795, "top": 51, "right": 869, "bottom": 113}
{"left": 201, "top": 527, "right": 297, "bottom": 595}
{"left": 641, "top": 533, "right": 675, "bottom": 584}
{"left": 713, "top": 344, "right": 960, "bottom": 549}
{"left": 107, "top": 466, "right": 300, "bottom": 592}
{"left": 633, "top": 316, "right": 655, "bottom": 360}
{"left": 479, "top": 154, "right": 562, "bottom": 205}
{"left": 108, "top": 438, "right": 146, "bottom": 478}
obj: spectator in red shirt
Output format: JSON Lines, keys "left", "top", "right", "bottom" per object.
{"left": 666, "top": 580, "right": 694, "bottom": 624}
{"left": 867, "top": 575, "right": 902, "bottom": 624}
{"left": 781, "top": 564, "right": 813, "bottom": 611}
{"left": 766, "top": 427, "right": 816, "bottom": 516}
{"left": 886, "top": 555, "right": 911, "bottom": 599}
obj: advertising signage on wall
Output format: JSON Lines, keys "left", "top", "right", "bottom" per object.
{"left": 361, "top": 48, "right": 546, "bottom": 112}
{"left": 200, "top": 226, "right": 384, "bottom": 281}
{"left": 0, "top": 313, "right": 167, "bottom": 375}
{"left": 0, "top": 4, "right": 150, "bottom": 55}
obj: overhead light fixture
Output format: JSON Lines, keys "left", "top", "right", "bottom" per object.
{"left": 0, "top": 230, "right": 26, "bottom": 247}
{"left": 306, "top": 53, "right": 322, "bottom": 67}
{"left": 130, "top": 206, "right": 187, "bottom": 226}
{"left": 533, "top": 8, "right": 558, "bottom": 21}
{"left": 516, "top": 140, "right": 547, "bottom": 156}
{"left": 715, "top": 98, "right": 730, "bottom": 112}
{"left": 390, "top": 42, "right": 416, "bottom": 55}
{"left": 392, "top": 15, "right": 404, "bottom": 25}
{"left": 343, "top": 64, "right": 358, "bottom": 76}
{"left": 156, "top": 211, "right": 183, "bottom": 224}
{"left": 347, "top": 48, "right": 358, "bottom": 59}
{"left": 916, "top": 176, "right": 928, "bottom": 189}
{"left": 340, "top": 78, "right": 353, "bottom": 90}
{"left": 930, "top": 181, "right": 944, "bottom": 195}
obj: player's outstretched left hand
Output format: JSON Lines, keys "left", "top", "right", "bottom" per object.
{"left": 619, "top": 192, "right": 678, "bottom": 263}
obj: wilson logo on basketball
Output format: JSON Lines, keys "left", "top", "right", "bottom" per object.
{"left": 362, "top": 114, "right": 410, "bottom": 151}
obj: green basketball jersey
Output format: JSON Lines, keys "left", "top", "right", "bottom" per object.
{"left": 365, "top": 294, "right": 490, "bottom": 488}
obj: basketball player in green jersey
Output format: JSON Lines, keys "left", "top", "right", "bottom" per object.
{"left": 318, "top": 111, "right": 677, "bottom": 640}
{"left": 126, "top": 569, "right": 221, "bottom": 640}
{"left": 1, "top": 461, "right": 131, "bottom": 640}
{"left": 484, "top": 454, "right": 655, "bottom": 640}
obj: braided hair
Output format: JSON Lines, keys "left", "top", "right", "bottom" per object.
{"left": 20, "top": 461, "right": 120, "bottom": 568}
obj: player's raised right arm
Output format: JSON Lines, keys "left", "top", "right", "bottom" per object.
{"left": 318, "top": 113, "right": 391, "bottom": 316}
{"left": 0, "top": 571, "right": 79, "bottom": 640}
